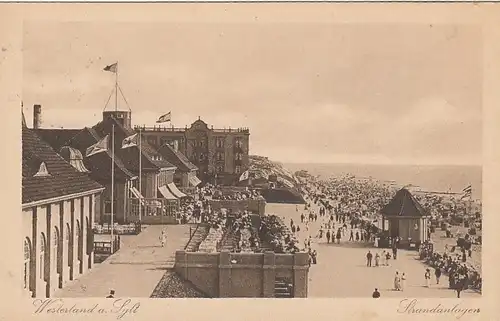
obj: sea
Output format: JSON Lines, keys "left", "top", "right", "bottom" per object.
{"left": 284, "top": 163, "right": 482, "bottom": 200}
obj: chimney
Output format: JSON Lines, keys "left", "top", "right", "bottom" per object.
{"left": 33, "top": 104, "right": 42, "bottom": 129}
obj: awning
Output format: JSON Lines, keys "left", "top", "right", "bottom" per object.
{"left": 129, "top": 187, "right": 145, "bottom": 205}
{"left": 189, "top": 175, "right": 202, "bottom": 187}
{"left": 159, "top": 185, "right": 177, "bottom": 200}
{"left": 167, "top": 182, "right": 187, "bottom": 198}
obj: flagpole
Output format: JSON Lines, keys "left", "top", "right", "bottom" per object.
{"left": 111, "top": 124, "right": 115, "bottom": 251}
{"left": 139, "top": 128, "right": 142, "bottom": 222}
{"left": 115, "top": 62, "right": 118, "bottom": 112}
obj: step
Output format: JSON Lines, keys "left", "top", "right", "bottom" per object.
{"left": 275, "top": 294, "right": 292, "bottom": 298}
{"left": 274, "top": 286, "right": 290, "bottom": 291}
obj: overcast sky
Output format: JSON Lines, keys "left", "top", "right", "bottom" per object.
{"left": 22, "top": 21, "right": 482, "bottom": 165}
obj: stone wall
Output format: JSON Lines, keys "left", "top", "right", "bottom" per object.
{"left": 174, "top": 250, "right": 309, "bottom": 298}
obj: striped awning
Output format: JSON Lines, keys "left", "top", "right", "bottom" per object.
{"left": 159, "top": 185, "right": 177, "bottom": 200}
{"left": 129, "top": 187, "right": 145, "bottom": 205}
{"left": 167, "top": 182, "right": 187, "bottom": 198}
{"left": 189, "top": 175, "right": 202, "bottom": 187}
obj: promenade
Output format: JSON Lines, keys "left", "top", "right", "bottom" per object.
{"left": 54, "top": 224, "right": 192, "bottom": 298}
{"left": 266, "top": 203, "right": 481, "bottom": 298}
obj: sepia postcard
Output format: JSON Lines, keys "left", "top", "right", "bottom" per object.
{"left": 1, "top": 2, "right": 500, "bottom": 321}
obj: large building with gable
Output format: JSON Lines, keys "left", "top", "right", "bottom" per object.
{"left": 135, "top": 117, "right": 250, "bottom": 185}
{"left": 22, "top": 111, "right": 104, "bottom": 298}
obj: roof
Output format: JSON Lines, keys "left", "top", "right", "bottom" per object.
{"left": 381, "top": 188, "right": 429, "bottom": 217}
{"left": 93, "top": 116, "right": 176, "bottom": 172}
{"left": 22, "top": 126, "right": 103, "bottom": 205}
{"left": 35, "top": 128, "right": 82, "bottom": 151}
{"left": 157, "top": 143, "right": 198, "bottom": 172}
{"left": 66, "top": 127, "right": 136, "bottom": 182}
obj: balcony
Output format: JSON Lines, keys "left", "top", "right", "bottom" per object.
{"left": 134, "top": 125, "right": 187, "bottom": 133}
{"left": 212, "top": 127, "right": 249, "bottom": 134}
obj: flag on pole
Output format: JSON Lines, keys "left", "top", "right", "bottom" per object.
{"left": 156, "top": 112, "right": 171, "bottom": 123}
{"left": 121, "top": 133, "right": 138, "bottom": 149}
{"left": 461, "top": 184, "right": 472, "bottom": 199}
{"left": 103, "top": 63, "right": 118, "bottom": 73}
{"left": 85, "top": 135, "right": 109, "bottom": 157}
{"left": 239, "top": 170, "right": 249, "bottom": 182}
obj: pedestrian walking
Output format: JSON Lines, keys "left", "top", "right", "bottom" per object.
{"left": 355, "top": 231, "right": 360, "bottom": 241}
{"left": 392, "top": 246, "right": 397, "bottom": 260}
{"left": 366, "top": 250, "right": 373, "bottom": 267}
{"left": 401, "top": 273, "right": 406, "bottom": 291}
{"left": 394, "top": 272, "right": 401, "bottom": 291}
{"left": 160, "top": 229, "right": 167, "bottom": 247}
{"left": 326, "top": 230, "right": 331, "bottom": 243}
{"left": 381, "top": 250, "right": 387, "bottom": 266}
{"left": 385, "top": 251, "right": 391, "bottom": 266}
{"left": 435, "top": 267, "right": 442, "bottom": 284}
{"left": 349, "top": 230, "right": 354, "bottom": 241}
{"left": 425, "top": 268, "right": 431, "bottom": 287}
{"left": 375, "top": 253, "right": 380, "bottom": 267}
{"left": 336, "top": 231, "right": 341, "bottom": 244}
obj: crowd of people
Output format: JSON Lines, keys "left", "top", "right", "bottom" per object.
{"left": 202, "top": 183, "right": 262, "bottom": 201}
{"left": 296, "top": 173, "right": 482, "bottom": 297}
{"left": 259, "top": 215, "right": 301, "bottom": 254}
{"left": 420, "top": 241, "right": 482, "bottom": 293}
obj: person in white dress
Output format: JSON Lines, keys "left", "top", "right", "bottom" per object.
{"left": 401, "top": 272, "right": 407, "bottom": 291}
{"left": 160, "top": 229, "right": 167, "bottom": 247}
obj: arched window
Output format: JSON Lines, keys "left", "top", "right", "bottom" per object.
{"left": 76, "top": 221, "right": 82, "bottom": 261}
{"left": 23, "top": 238, "right": 31, "bottom": 289}
{"left": 53, "top": 228, "right": 60, "bottom": 273}
{"left": 39, "top": 233, "right": 46, "bottom": 280}
{"left": 66, "top": 223, "right": 72, "bottom": 268}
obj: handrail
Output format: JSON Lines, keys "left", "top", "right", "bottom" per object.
{"left": 184, "top": 224, "right": 201, "bottom": 250}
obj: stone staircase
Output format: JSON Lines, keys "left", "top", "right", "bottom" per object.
{"left": 274, "top": 277, "right": 293, "bottom": 298}
{"left": 220, "top": 229, "right": 240, "bottom": 251}
{"left": 184, "top": 224, "right": 210, "bottom": 252}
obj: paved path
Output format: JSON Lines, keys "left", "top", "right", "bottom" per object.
{"left": 266, "top": 203, "right": 481, "bottom": 298}
{"left": 54, "top": 224, "right": 193, "bottom": 298}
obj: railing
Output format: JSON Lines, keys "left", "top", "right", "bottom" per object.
{"left": 94, "top": 236, "right": 121, "bottom": 255}
{"left": 93, "top": 223, "right": 142, "bottom": 235}
{"left": 134, "top": 125, "right": 249, "bottom": 134}
{"left": 128, "top": 198, "right": 179, "bottom": 218}
{"left": 134, "top": 125, "right": 187, "bottom": 132}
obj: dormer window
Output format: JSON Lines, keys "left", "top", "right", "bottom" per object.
{"left": 34, "top": 162, "right": 51, "bottom": 177}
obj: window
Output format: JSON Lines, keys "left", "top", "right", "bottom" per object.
{"left": 235, "top": 138, "right": 243, "bottom": 149}
{"left": 216, "top": 165, "right": 224, "bottom": 173}
{"left": 147, "top": 137, "right": 157, "bottom": 146}
{"left": 53, "top": 228, "right": 59, "bottom": 273}
{"left": 235, "top": 166, "right": 242, "bottom": 174}
{"left": 34, "top": 162, "right": 50, "bottom": 177}
{"left": 197, "top": 140, "right": 204, "bottom": 148}
{"left": 216, "top": 137, "right": 225, "bottom": 148}
{"left": 217, "top": 152, "right": 224, "bottom": 161}
{"left": 199, "top": 153, "right": 205, "bottom": 162}
{"left": 24, "top": 238, "right": 31, "bottom": 289}
{"left": 235, "top": 153, "right": 242, "bottom": 161}
{"left": 39, "top": 234, "right": 46, "bottom": 280}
